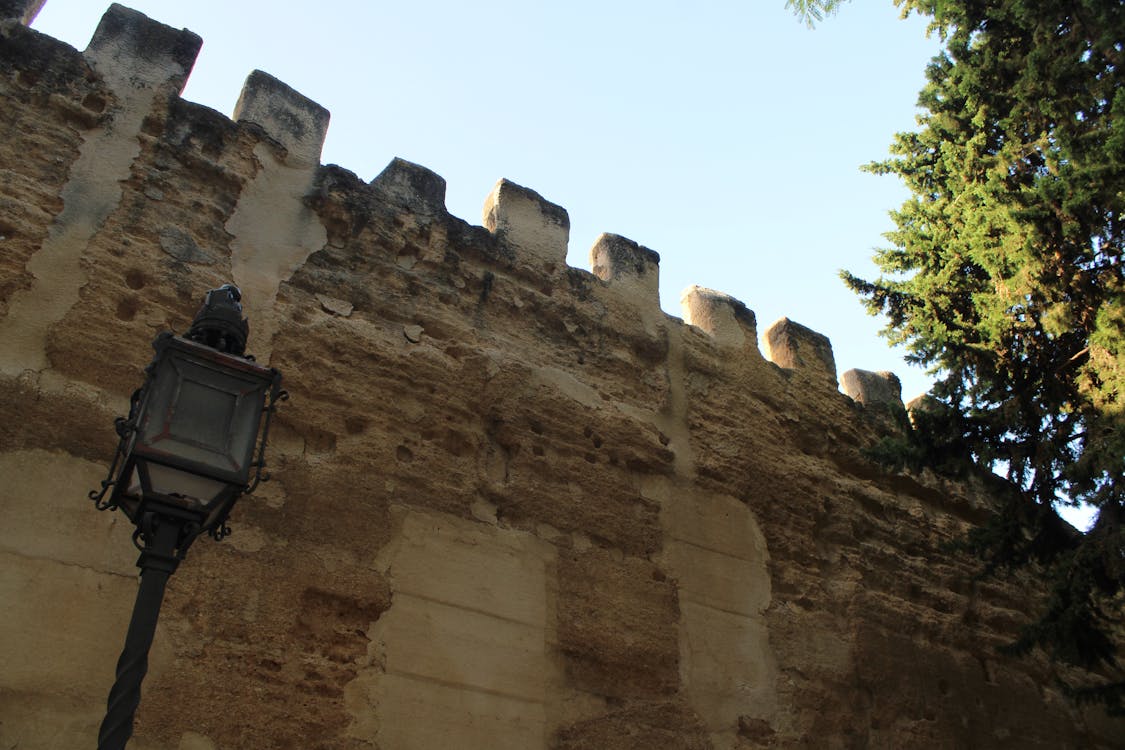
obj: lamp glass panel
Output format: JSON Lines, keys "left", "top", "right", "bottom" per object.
{"left": 114, "top": 459, "right": 232, "bottom": 522}
{"left": 170, "top": 380, "right": 237, "bottom": 451}
{"left": 135, "top": 344, "right": 270, "bottom": 486}
{"left": 143, "top": 462, "right": 228, "bottom": 506}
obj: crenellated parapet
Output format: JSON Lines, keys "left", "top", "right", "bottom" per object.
{"left": 0, "top": 0, "right": 898, "bottom": 407}
{"left": 2, "top": 6, "right": 1110, "bottom": 750}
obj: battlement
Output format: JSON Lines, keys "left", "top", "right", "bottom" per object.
{"left": 1, "top": 6, "right": 1113, "bottom": 750}
{"left": 0, "top": 2, "right": 908, "bottom": 405}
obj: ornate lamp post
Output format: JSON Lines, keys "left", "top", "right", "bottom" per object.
{"left": 88, "top": 285, "right": 285, "bottom": 749}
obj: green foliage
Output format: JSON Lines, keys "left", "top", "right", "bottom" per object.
{"left": 785, "top": 0, "right": 851, "bottom": 28}
{"left": 863, "top": 396, "right": 976, "bottom": 477}
{"left": 843, "top": 0, "right": 1125, "bottom": 706}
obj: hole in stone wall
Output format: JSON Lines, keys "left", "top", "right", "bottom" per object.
{"left": 124, "top": 268, "right": 146, "bottom": 289}
{"left": 303, "top": 427, "right": 337, "bottom": 455}
{"left": 140, "top": 115, "right": 162, "bottom": 137}
{"left": 344, "top": 416, "right": 368, "bottom": 435}
{"left": 441, "top": 429, "right": 470, "bottom": 457}
{"left": 396, "top": 445, "right": 414, "bottom": 463}
{"left": 82, "top": 93, "right": 106, "bottom": 113}
{"left": 396, "top": 247, "right": 418, "bottom": 269}
{"left": 115, "top": 296, "right": 139, "bottom": 321}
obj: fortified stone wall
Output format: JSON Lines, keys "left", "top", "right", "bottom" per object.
{"left": 0, "top": 4, "right": 1118, "bottom": 748}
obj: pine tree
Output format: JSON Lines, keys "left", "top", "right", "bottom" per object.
{"left": 838, "top": 0, "right": 1125, "bottom": 710}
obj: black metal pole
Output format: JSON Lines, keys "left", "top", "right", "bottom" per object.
{"left": 97, "top": 514, "right": 182, "bottom": 750}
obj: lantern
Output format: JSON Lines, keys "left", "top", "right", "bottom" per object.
{"left": 88, "top": 285, "right": 285, "bottom": 750}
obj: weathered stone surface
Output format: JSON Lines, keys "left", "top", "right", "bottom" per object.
{"left": 590, "top": 232, "right": 661, "bottom": 312}
{"left": 0, "top": 0, "right": 44, "bottom": 24}
{"left": 841, "top": 367, "right": 904, "bottom": 409}
{"left": 483, "top": 177, "right": 569, "bottom": 270}
{"left": 681, "top": 285, "right": 759, "bottom": 352}
{"left": 0, "top": 5, "right": 200, "bottom": 374}
{"left": 654, "top": 479, "right": 777, "bottom": 746}
{"left": 764, "top": 316, "right": 838, "bottom": 386}
{"left": 371, "top": 156, "right": 448, "bottom": 216}
{"left": 233, "top": 69, "right": 329, "bottom": 169}
{"left": 351, "top": 507, "right": 559, "bottom": 748}
{"left": 0, "top": 6, "right": 1118, "bottom": 750}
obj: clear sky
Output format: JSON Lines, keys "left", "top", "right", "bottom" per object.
{"left": 32, "top": 0, "right": 943, "bottom": 399}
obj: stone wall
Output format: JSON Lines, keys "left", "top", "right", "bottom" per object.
{"left": 0, "top": 4, "right": 1118, "bottom": 748}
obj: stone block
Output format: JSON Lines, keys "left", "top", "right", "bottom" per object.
{"left": 373, "top": 157, "right": 448, "bottom": 215}
{"left": 483, "top": 179, "right": 569, "bottom": 268}
{"left": 841, "top": 368, "right": 904, "bottom": 409}
{"left": 0, "top": 552, "right": 164, "bottom": 697}
{"left": 359, "top": 672, "right": 547, "bottom": 750}
{"left": 359, "top": 509, "right": 558, "bottom": 748}
{"left": 0, "top": 450, "right": 135, "bottom": 573}
{"left": 764, "top": 316, "right": 836, "bottom": 384}
{"left": 378, "top": 594, "right": 549, "bottom": 696}
{"left": 679, "top": 601, "right": 776, "bottom": 736}
{"left": 681, "top": 285, "right": 757, "bottom": 350}
{"left": 374, "top": 508, "right": 555, "bottom": 626}
{"left": 590, "top": 233, "right": 660, "bottom": 309}
{"left": 84, "top": 3, "right": 201, "bottom": 93}
{"left": 233, "top": 70, "right": 330, "bottom": 168}
{"left": 658, "top": 486, "right": 776, "bottom": 743}
{"left": 0, "top": 691, "right": 104, "bottom": 750}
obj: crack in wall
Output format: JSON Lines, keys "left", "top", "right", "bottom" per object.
{"left": 0, "top": 548, "right": 135, "bottom": 580}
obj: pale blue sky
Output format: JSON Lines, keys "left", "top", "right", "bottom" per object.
{"left": 33, "top": 0, "right": 942, "bottom": 400}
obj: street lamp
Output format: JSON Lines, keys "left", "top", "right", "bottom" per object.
{"left": 88, "top": 285, "right": 285, "bottom": 750}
